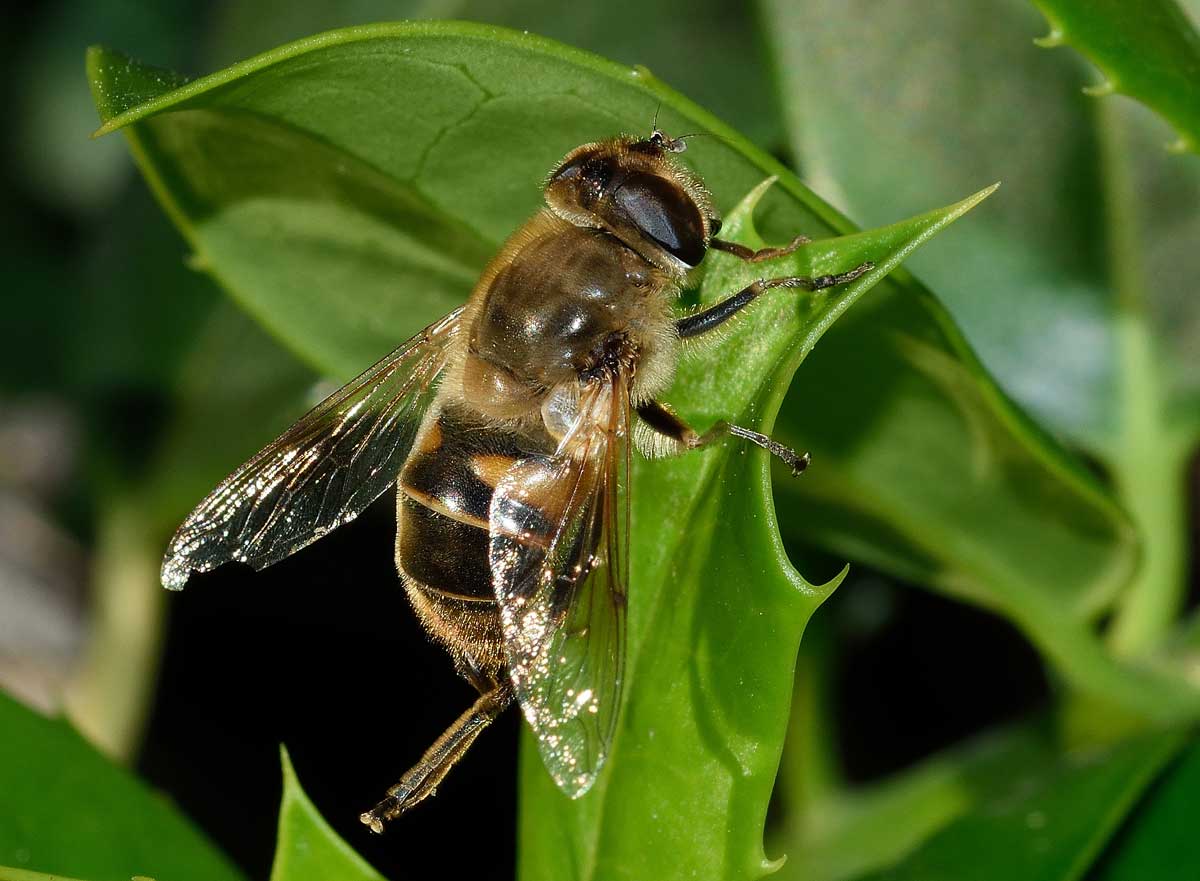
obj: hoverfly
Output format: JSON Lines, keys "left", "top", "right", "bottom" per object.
{"left": 161, "top": 125, "right": 872, "bottom": 832}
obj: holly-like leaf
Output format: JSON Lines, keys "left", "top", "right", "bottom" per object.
{"left": 1029, "top": 0, "right": 1200, "bottom": 155}
{"left": 517, "top": 177, "right": 993, "bottom": 881}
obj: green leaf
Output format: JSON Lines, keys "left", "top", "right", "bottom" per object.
{"left": 0, "top": 690, "right": 244, "bottom": 881}
{"left": 759, "top": 0, "right": 1200, "bottom": 453}
{"left": 87, "top": 22, "right": 991, "bottom": 881}
{"left": 1029, "top": 0, "right": 1200, "bottom": 155}
{"left": 83, "top": 22, "right": 816, "bottom": 380}
{"left": 759, "top": 0, "right": 1200, "bottom": 700}
{"left": 271, "top": 748, "right": 385, "bottom": 881}
{"left": 518, "top": 179, "right": 992, "bottom": 881}
{"left": 1092, "top": 736, "right": 1200, "bottom": 880}
{"left": 202, "top": 0, "right": 785, "bottom": 150}
{"left": 771, "top": 720, "right": 1059, "bottom": 881}
{"left": 762, "top": 0, "right": 1098, "bottom": 434}
{"left": 857, "top": 730, "right": 1186, "bottom": 881}
{"left": 0, "top": 868, "right": 101, "bottom": 881}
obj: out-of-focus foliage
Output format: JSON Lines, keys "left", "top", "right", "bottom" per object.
{"left": 0, "top": 1, "right": 1198, "bottom": 880}
{"left": 0, "top": 691, "right": 245, "bottom": 881}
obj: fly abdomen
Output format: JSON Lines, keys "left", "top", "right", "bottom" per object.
{"left": 395, "top": 402, "right": 556, "bottom": 673}
{"left": 397, "top": 495, "right": 494, "bottom": 600}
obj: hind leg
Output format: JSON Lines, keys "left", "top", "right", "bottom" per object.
{"left": 361, "top": 667, "right": 513, "bottom": 832}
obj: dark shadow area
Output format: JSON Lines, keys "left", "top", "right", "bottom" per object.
{"left": 138, "top": 498, "right": 519, "bottom": 881}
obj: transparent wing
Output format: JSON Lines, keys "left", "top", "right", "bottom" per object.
{"left": 489, "top": 375, "right": 630, "bottom": 797}
{"left": 161, "top": 309, "right": 462, "bottom": 590}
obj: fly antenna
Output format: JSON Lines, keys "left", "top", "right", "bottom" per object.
{"left": 673, "top": 131, "right": 728, "bottom": 147}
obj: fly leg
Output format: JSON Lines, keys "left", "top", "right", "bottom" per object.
{"left": 709, "top": 234, "right": 810, "bottom": 262}
{"left": 360, "top": 669, "right": 513, "bottom": 832}
{"left": 636, "top": 400, "right": 810, "bottom": 476}
{"left": 675, "top": 262, "right": 873, "bottom": 339}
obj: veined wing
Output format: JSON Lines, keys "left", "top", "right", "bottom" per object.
{"left": 489, "top": 374, "right": 631, "bottom": 797}
{"left": 161, "top": 309, "right": 462, "bottom": 590}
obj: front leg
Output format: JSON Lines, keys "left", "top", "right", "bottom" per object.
{"left": 709, "top": 234, "right": 810, "bottom": 263}
{"left": 675, "top": 261, "right": 874, "bottom": 339}
{"left": 636, "top": 400, "right": 810, "bottom": 476}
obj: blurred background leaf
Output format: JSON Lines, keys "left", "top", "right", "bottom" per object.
{"left": 857, "top": 730, "right": 1187, "bottom": 881}
{"left": 0, "top": 691, "right": 244, "bottom": 881}
{"left": 759, "top": 0, "right": 1200, "bottom": 684}
{"left": 1029, "top": 0, "right": 1200, "bottom": 155}
{"left": 756, "top": 1, "right": 1200, "bottom": 875}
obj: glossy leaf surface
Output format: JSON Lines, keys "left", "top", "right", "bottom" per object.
{"left": 270, "top": 749, "right": 386, "bottom": 881}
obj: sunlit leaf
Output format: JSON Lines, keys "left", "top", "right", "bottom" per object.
{"left": 270, "top": 748, "right": 385, "bottom": 881}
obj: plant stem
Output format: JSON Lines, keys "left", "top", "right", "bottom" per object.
{"left": 1097, "top": 99, "right": 1191, "bottom": 658}
{"left": 63, "top": 497, "right": 164, "bottom": 760}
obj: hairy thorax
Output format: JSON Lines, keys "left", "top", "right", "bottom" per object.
{"left": 450, "top": 211, "right": 680, "bottom": 429}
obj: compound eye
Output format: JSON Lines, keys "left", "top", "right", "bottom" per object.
{"left": 612, "top": 172, "right": 706, "bottom": 267}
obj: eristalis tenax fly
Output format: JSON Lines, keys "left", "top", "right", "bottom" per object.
{"left": 161, "top": 124, "right": 873, "bottom": 832}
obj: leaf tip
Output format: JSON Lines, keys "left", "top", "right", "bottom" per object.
{"left": 279, "top": 743, "right": 297, "bottom": 784}
{"left": 630, "top": 63, "right": 657, "bottom": 82}
{"left": 1082, "top": 79, "right": 1117, "bottom": 97}
{"left": 1166, "top": 135, "right": 1194, "bottom": 155}
{"left": 950, "top": 181, "right": 1001, "bottom": 218}
{"left": 807, "top": 563, "right": 849, "bottom": 605}
{"left": 1032, "top": 27, "right": 1065, "bottom": 48}
{"left": 741, "top": 175, "right": 779, "bottom": 213}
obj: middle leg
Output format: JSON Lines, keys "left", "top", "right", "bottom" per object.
{"left": 636, "top": 400, "right": 810, "bottom": 476}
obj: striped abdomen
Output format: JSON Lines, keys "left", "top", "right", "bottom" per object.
{"left": 395, "top": 401, "right": 554, "bottom": 676}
